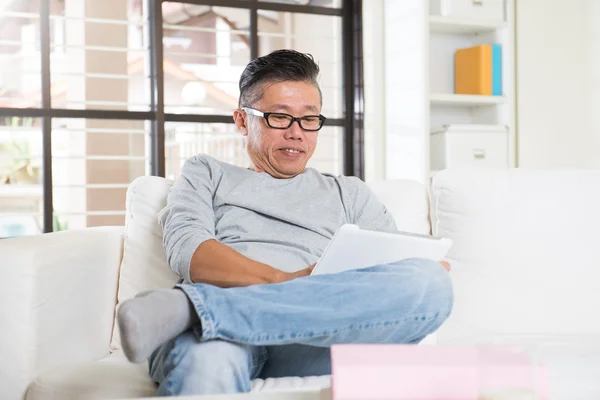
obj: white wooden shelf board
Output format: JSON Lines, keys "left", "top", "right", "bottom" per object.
{"left": 430, "top": 93, "right": 506, "bottom": 106}
{"left": 429, "top": 16, "right": 507, "bottom": 34}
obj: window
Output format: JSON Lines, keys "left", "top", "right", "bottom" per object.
{"left": 0, "top": 0, "right": 362, "bottom": 238}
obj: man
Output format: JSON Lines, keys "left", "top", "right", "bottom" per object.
{"left": 118, "top": 49, "right": 453, "bottom": 396}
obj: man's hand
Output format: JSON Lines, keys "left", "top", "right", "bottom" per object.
{"left": 277, "top": 261, "right": 449, "bottom": 283}
{"left": 275, "top": 261, "right": 450, "bottom": 283}
{"left": 276, "top": 263, "right": 316, "bottom": 283}
{"left": 439, "top": 261, "right": 451, "bottom": 272}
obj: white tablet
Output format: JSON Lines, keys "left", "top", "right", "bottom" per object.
{"left": 311, "top": 224, "right": 453, "bottom": 276}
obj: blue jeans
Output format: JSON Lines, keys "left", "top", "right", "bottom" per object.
{"left": 148, "top": 258, "right": 453, "bottom": 396}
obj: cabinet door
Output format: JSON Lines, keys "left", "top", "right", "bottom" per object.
{"left": 445, "top": 132, "right": 508, "bottom": 168}
{"left": 444, "top": 0, "right": 505, "bottom": 21}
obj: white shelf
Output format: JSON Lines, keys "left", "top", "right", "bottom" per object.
{"left": 429, "top": 16, "right": 507, "bottom": 34}
{"left": 430, "top": 93, "right": 506, "bottom": 107}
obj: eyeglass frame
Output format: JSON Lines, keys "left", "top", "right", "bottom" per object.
{"left": 241, "top": 107, "right": 327, "bottom": 132}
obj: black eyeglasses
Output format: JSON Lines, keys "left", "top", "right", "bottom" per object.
{"left": 241, "top": 107, "right": 326, "bottom": 132}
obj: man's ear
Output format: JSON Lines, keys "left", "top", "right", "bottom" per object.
{"left": 233, "top": 109, "right": 249, "bottom": 137}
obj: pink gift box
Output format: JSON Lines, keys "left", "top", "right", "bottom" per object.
{"left": 331, "top": 345, "right": 548, "bottom": 400}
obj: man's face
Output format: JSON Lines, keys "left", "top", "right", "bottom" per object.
{"left": 233, "top": 80, "right": 321, "bottom": 179}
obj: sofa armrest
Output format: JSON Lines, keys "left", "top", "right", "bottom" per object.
{"left": 0, "top": 227, "right": 124, "bottom": 400}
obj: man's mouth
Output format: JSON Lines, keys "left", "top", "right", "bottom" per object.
{"left": 281, "top": 148, "right": 303, "bottom": 154}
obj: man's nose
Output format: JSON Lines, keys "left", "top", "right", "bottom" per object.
{"left": 284, "top": 120, "right": 304, "bottom": 140}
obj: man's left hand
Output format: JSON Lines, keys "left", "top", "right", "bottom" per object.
{"left": 439, "top": 261, "right": 451, "bottom": 272}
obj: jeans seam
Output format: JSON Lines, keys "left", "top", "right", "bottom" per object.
{"left": 177, "top": 284, "right": 217, "bottom": 338}
{"left": 253, "top": 352, "right": 268, "bottom": 367}
{"left": 231, "top": 312, "right": 445, "bottom": 344}
{"left": 159, "top": 339, "right": 180, "bottom": 392}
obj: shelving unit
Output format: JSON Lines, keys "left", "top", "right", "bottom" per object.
{"left": 382, "top": 0, "right": 515, "bottom": 184}
{"left": 430, "top": 93, "right": 507, "bottom": 107}
{"left": 428, "top": 1, "right": 515, "bottom": 176}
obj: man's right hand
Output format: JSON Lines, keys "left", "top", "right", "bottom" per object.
{"left": 276, "top": 261, "right": 448, "bottom": 283}
{"left": 276, "top": 263, "right": 315, "bottom": 283}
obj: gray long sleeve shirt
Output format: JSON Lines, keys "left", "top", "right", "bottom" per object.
{"left": 158, "top": 154, "right": 397, "bottom": 283}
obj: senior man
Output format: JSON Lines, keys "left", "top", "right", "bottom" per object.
{"left": 118, "top": 49, "right": 453, "bottom": 397}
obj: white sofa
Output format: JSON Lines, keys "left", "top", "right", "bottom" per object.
{"left": 2, "top": 169, "right": 600, "bottom": 399}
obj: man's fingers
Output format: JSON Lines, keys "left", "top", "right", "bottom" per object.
{"left": 439, "top": 261, "right": 451, "bottom": 271}
{"left": 303, "top": 264, "right": 315, "bottom": 276}
{"left": 297, "top": 264, "right": 315, "bottom": 278}
{"left": 289, "top": 265, "right": 314, "bottom": 280}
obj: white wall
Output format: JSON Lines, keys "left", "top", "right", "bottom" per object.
{"left": 381, "top": 0, "right": 429, "bottom": 183}
{"left": 517, "top": 0, "right": 600, "bottom": 168}
{"left": 363, "top": 0, "right": 386, "bottom": 182}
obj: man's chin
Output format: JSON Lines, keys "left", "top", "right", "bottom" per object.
{"left": 272, "top": 163, "right": 306, "bottom": 179}
{"left": 269, "top": 158, "right": 306, "bottom": 177}
{"left": 276, "top": 169, "right": 305, "bottom": 179}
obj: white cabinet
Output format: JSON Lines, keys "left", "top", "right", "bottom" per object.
{"left": 430, "top": 0, "right": 505, "bottom": 22}
{"left": 430, "top": 125, "right": 508, "bottom": 171}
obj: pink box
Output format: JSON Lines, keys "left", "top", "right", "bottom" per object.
{"left": 331, "top": 345, "right": 547, "bottom": 400}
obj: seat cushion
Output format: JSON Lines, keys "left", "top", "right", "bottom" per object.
{"left": 26, "top": 352, "right": 331, "bottom": 400}
{"left": 26, "top": 352, "right": 156, "bottom": 400}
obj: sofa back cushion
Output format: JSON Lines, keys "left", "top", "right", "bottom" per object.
{"left": 111, "top": 174, "right": 430, "bottom": 349}
{"left": 110, "top": 177, "right": 176, "bottom": 349}
{"left": 430, "top": 169, "right": 600, "bottom": 342}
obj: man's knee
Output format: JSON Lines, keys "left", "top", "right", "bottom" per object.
{"left": 151, "top": 332, "right": 255, "bottom": 395}
{"left": 383, "top": 258, "right": 454, "bottom": 317}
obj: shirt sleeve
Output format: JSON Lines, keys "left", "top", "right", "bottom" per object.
{"left": 347, "top": 176, "right": 398, "bottom": 233}
{"left": 158, "top": 155, "right": 218, "bottom": 282}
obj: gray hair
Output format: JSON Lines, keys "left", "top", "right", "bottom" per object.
{"left": 238, "top": 49, "right": 322, "bottom": 108}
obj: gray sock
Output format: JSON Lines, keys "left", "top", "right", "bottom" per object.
{"left": 117, "top": 288, "right": 199, "bottom": 363}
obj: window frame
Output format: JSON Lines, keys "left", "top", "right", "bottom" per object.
{"left": 0, "top": 0, "right": 364, "bottom": 233}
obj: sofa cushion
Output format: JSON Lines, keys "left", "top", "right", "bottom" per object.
{"left": 111, "top": 175, "right": 430, "bottom": 349}
{"left": 111, "top": 177, "right": 177, "bottom": 350}
{"left": 26, "top": 352, "right": 156, "bottom": 400}
{"left": 430, "top": 169, "right": 600, "bottom": 342}
{"left": 368, "top": 178, "right": 431, "bottom": 235}
{"left": 26, "top": 351, "right": 331, "bottom": 399}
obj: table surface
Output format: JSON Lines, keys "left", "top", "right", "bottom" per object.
{"left": 120, "top": 388, "right": 331, "bottom": 400}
